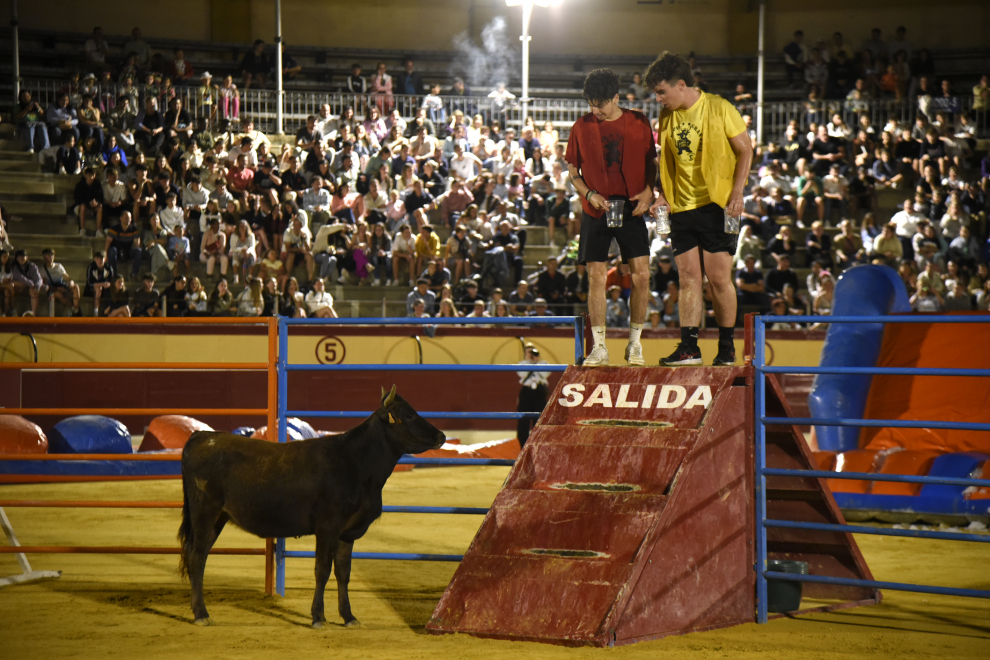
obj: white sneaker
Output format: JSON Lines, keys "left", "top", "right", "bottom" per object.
{"left": 337, "top": 268, "right": 349, "bottom": 284}
{"left": 408, "top": 278, "right": 415, "bottom": 287}
{"left": 583, "top": 344, "right": 609, "bottom": 367}
{"left": 95, "top": 229, "right": 105, "bottom": 238}
{"left": 78, "top": 228, "right": 87, "bottom": 236}
{"left": 372, "top": 278, "right": 381, "bottom": 286}
{"left": 385, "top": 279, "right": 393, "bottom": 286}
{"left": 625, "top": 341, "right": 645, "bottom": 366}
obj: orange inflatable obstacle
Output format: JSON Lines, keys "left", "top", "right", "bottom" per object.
{"left": 823, "top": 318, "right": 990, "bottom": 522}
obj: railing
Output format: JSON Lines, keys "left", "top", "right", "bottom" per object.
{"left": 271, "top": 314, "right": 583, "bottom": 596}
{"left": 753, "top": 314, "right": 990, "bottom": 624}
{"left": 21, "top": 76, "right": 990, "bottom": 142}
{"left": 0, "top": 317, "right": 280, "bottom": 594}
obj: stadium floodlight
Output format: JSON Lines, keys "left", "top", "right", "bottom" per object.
{"left": 505, "top": 0, "right": 563, "bottom": 124}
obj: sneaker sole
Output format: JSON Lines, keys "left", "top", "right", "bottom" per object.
{"left": 626, "top": 357, "right": 645, "bottom": 366}
{"left": 582, "top": 359, "right": 609, "bottom": 367}
{"left": 712, "top": 358, "right": 736, "bottom": 366}
{"left": 659, "top": 357, "right": 703, "bottom": 366}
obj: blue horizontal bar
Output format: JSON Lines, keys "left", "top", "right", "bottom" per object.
{"left": 762, "top": 571, "right": 990, "bottom": 600}
{"left": 760, "top": 366, "right": 990, "bottom": 378}
{"left": 757, "top": 315, "right": 990, "bottom": 324}
{"left": 283, "top": 550, "right": 463, "bottom": 561}
{"left": 398, "top": 457, "right": 516, "bottom": 466}
{"left": 762, "top": 416, "right": 990, "bottom": 432}
{"left": 287, "top": 410, "right": 539, "bottom": 420}
{"left": 285, "top": 364, "right": 569, "bottom": 372}
{"left": 381, "top": 505, "right": 489, "bottom": 514}
{"left": 762, "top": 467, "right": 990, "bottom": 488}
{"left": 281, "top": 316, "right": 577, "bottom": 326}
{"left": 764, "top": 519, "right": 990, "bottom": 543}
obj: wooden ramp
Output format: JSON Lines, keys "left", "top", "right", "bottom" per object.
{"left": 427, "top": 366, "right": 878, "bottom": 646}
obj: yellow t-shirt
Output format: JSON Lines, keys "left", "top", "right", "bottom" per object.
{"left": 668, "top": 93, "right": 747, "bottom": 213}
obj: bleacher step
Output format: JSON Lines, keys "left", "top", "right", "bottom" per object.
{"left": 0, "top": 180, "right": 55, "bottom": 195}
{"left": 2, "top": 199, "right": 67, "bottom": 216}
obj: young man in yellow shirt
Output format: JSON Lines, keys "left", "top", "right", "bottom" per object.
{"left": 645, "top": 52, "right": 753, "bottom": 366}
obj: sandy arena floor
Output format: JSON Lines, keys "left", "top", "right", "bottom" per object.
{"left": 2, "top": 467, "right": 988, "bottom": 659}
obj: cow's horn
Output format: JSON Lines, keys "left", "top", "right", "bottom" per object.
{"left": 383, "top": 384, "right": 397, "bottom": 407}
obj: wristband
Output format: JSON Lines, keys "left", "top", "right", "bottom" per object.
{"left": 585, "top": 189, "right": 597, "bottom": 202}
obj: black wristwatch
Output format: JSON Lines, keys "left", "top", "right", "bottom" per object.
{"left": 585, "top": 189, "right": 597, "bottom": 201}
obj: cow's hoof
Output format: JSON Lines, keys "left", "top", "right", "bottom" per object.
{"left": 194, "top": 617, "right": 212, "bottom": 627}
{"left": 312, "top": 621, "right": 324, "bottom": 629}
{"left": 344, "top": 619, "right": 362, "bottom": 628}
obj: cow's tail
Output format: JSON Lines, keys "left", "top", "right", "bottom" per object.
{"left": 177, "top": 467, "right": 194, "bottom": 580}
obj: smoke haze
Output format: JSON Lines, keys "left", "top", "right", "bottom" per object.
{"left": 450, "top": 16, "right": 519, "bottom": 92}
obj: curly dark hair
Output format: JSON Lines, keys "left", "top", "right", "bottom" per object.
{"left": 582, "top": 68, "right": 621, "bottom": 104}
{"left": 644, "top": 51, "right": 694, "bottom": 92}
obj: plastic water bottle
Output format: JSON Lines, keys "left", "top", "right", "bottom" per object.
{"left": 724, "top": 207, "right": 740, "bottom": 234}
{"left": 655, "top": 206, "right": 671, "bottom": 234}
{"left": 606, "top": 199, "right": 625, "bottom": 228}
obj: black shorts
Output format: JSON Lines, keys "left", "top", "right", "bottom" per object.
{"left": 669, "top": 202, "right": 737, "bottom": 257}
{"left": 578, "top": 200, "right": 650, "bottom": 264}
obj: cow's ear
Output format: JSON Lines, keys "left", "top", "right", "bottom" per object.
{"left": 382, "top": 384, "right": 397, "bottom": 408}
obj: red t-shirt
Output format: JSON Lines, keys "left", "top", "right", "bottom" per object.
{"left": 565, "top": 110, "right": 656, "bottom": 216}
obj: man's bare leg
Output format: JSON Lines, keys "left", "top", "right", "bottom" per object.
{"left": 584, "top": 260, "right": 609, "bottom": 366}
{"left": 703, "top": 249, "right": 738, "bottom": 364}
{"left": 624, "top": 255, "right": 651, "bottom": 365}
{"left": 660, "top": 247, "right": 704, "bottom": 366}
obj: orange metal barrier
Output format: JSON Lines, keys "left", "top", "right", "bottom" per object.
{"left": 0, "top": 317, "right": 279, "bottom": 594}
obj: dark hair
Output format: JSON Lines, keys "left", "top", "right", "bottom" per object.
{"left": 93, "top": 250, "right": 105, "bottom": 259}
{"left": 83, "top": 167, "right": 96, "bottom": 176}
{"left": 42, "top": 248, "right": 54, "bottom": 256}
{"left": 582, "top": 68, "right": 621, "bottom": 104}
{"left": 644, "top": 52, "right": 694, "bottom": 91}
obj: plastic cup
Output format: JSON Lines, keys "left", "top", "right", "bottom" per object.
{"left": 655, "top": 206, "right": 671, "bottom": 234}
{"left": 724, "top": 208, "right": 740, "bottom": 234}
{"left": 606, "top": 199, "right": 625, "bottom": 228}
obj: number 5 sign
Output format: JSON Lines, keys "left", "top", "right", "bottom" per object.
{"left": 315, "top": 336, "right": 346, "bottom": 365}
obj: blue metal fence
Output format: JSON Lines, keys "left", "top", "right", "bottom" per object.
{"left": 754, "top": 314, "right": 990, "bottom": 623}
{"left": 272, "top": 315, "right": 583, "bottom": 596}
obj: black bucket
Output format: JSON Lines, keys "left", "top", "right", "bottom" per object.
{"left": 766, "top": 559, "right": 809, "bottom": 613}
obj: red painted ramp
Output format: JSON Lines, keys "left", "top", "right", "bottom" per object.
{"left": 427, "top": 367, "right": 876, "bottom": 646}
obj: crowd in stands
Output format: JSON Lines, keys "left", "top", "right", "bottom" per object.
{"left": 2, "top": 24, "right": 989, "bottom": 321}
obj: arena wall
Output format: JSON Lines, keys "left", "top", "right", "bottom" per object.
{"left": 0, "top": 327, "right": 823, "bottom": 434}
{"left": 5, "top": 0, "right": 985, "bottom": 58}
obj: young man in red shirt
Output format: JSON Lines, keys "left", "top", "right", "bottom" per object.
{"left": 565, "top": 69, "right": 656, "bottom": 366}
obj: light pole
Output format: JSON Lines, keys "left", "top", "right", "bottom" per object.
{"left": 506, "top": 0, "right": 561, "bottom": 127}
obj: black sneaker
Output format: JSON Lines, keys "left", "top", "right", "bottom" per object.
{"left": 659, "top": 342, "right": 702, "bottom": 366}
{"left": 712, "top": 344, "right": 736, "bottom": 366}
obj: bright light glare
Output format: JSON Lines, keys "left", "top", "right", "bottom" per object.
{"left": 506, "top": 0, "right": 562, "bottom": 7}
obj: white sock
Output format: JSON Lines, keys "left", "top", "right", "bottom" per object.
{"left": 592, "top": 326, "right": 606, "bottom": 347}
{"left": 629, "top": 323, "right": 643, "bottom": 344}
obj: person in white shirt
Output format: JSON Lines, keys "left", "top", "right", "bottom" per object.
{"left": 490, "top": 145, "right": 515, "bottom": 179}
{"left": 227, "top": 137, "right": 258, "bottom": 169}
{"left": 516, "top": 344, "right": 550, "bottom": 446}
{"left": 159, "top": 193, "right": 186, "bottom": 233}
{"left": 449, "top": 142, "right": 482, "bottom": 183}
{"left": 390, "top": 224, "right": 416, "bottom": 286}
{"left": 890, "top": 198, "right": 925, "bottom": 239}
{"left": 758, "top": 163, "right": 793, "bottom": 199}
{"left": 282, "top": 215, "right": 314, "bottom": 281}
{"left": 229, "top": 219, "right": 258, "bottom": 284}
{"left": 302, "top": 177, "right": 333, "bottom": 228}
{"left": 304, "top": 277, "right": 338, "bottom": 318}
{"left": 102, "top": 168, "right": 129, "bottom": 225}
{"left": 39, "top": 248, "right": 82, "bottom": 316}
{"left": 363, "top": 178, "right": 388, "bottom": 220}
{"left": 183, "top": 177, "right": 210, "bottom": 230}
{"left": 238, "top": 119, "right": 271, "bottom": 149}
{"left": 821, "top": 165, "right": 849, "bottom": 225}
{"left": 84, "top": 27, "right": 109, "bottom": 68}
